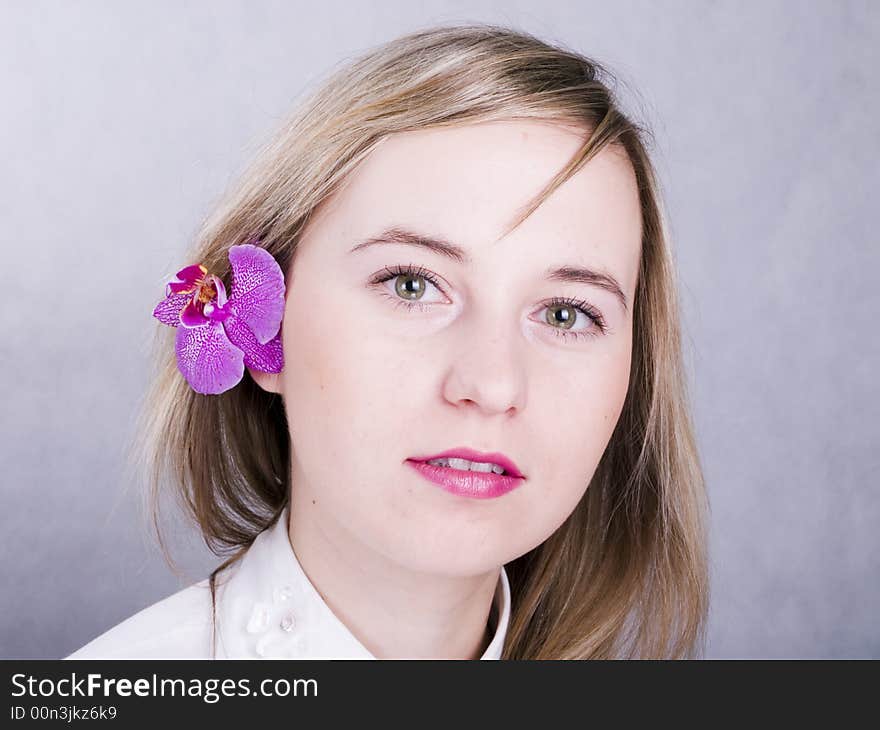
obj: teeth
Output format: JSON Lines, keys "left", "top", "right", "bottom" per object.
{"left": 426, "top": 457, "right": 506, "bottom": 475}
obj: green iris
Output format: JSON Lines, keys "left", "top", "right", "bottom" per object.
{"left": 395, "top": 274, "right": 427, "bottom": 300}
{"left": 546, "top": 305, "right": 576, "bottom": 329}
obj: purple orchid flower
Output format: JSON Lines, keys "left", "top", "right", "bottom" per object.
{"left": 152, "top": 243, "right": 285, "bottom": 395}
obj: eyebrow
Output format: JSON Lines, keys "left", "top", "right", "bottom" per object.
{"left": 349, "top": 226, "right": 629, "bottom": 312}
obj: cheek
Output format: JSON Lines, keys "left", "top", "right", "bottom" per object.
{"left": 278, "top": 287, "right": 438, "bottom": 562}
{"left": 279, "top": 289, "right": 414, "bottom": 476}
{"left": 536, "top": 345, "right": 632, "bottom": 500}
{"left": 491, "top": 348, "right": 631, "bottom": 561}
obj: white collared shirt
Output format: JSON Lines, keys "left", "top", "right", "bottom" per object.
{"left": 66, "top": 505, "right": 511, "bottom": 659}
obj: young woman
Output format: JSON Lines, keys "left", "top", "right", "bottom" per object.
{"left": 67, "top": 22, "right": 708, "bottom": 660}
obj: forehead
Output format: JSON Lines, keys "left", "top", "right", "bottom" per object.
{"left": 309, "top": 120, "right": 642, "bottom": 290}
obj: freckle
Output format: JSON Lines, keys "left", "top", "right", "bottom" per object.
{"left": 311, "top": 499, "right": 316, "bottom": 505}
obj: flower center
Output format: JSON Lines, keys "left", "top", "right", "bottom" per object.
{"left": 195, "top": 278, "right": 217, "bottom": 304}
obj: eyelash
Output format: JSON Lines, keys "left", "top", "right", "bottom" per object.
{"left": 369, "top": 264, "right": 609, "bottom": 341}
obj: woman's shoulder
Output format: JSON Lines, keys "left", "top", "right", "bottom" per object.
{"left": 65, "top": 578, "right": 216, "bottom": 659}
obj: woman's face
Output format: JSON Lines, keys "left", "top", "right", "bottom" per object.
{"left": 252, "top": 120, "right": 642, "bottom": 576}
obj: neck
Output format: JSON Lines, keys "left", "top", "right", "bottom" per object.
{"left": 287, "top": 490, "right": 500, "bottom": 659}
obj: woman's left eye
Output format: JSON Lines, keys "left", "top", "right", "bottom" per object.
{"left": 539, "top": 298, "right": 608, "bottom": 341}
{"left": 368, "top": 264, "right": 609, "bottom": 341}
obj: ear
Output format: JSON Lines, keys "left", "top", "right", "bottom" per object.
{"left": 248, "top": 367, "right": 283, "bottom": 395}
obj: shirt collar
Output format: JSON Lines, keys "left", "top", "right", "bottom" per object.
{"left": 214, "top": 505, "right": 511, "bottom": 659}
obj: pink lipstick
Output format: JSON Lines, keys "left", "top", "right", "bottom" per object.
{"left": 406, "top": 447, "right": 525, "bottom": 499}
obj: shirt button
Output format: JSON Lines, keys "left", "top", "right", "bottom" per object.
{"left": 245, "top": 601, "right": 271, "bottom": 634}
{"left": 279, "top": 612, "right": 296, "bottom": 632}
{"left": 255, "top": 633, "right": 274, "bottom": 657}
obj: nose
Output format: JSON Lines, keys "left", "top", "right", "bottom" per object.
{"left": 440, "top": 310, "right": 527, "bottom": 416}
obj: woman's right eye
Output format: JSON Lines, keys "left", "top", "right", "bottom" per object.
{"left": 370, "top": 265, "right": 447, "bottom": 310}
{"left": 390, "top": 272, "right": 432, "bottom": 301}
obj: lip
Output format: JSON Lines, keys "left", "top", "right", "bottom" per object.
{"left": 405, "top": 447, "right": 525, "bottom": 500}
{"left": 409, "top": 447, "right": 524, "bottom": 478}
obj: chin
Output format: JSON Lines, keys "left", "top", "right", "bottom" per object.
{"left": 369, "top": 528, "right": 512, "bottom": 577}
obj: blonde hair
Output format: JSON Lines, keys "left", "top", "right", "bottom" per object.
{"left": 134, "top": 22, "right": 709, "bottom": 659}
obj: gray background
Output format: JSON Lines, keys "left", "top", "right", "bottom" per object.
{"left": 1, "top": 1, "right": 877, "bottom": 659}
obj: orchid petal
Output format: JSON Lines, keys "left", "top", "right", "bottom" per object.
{"left": 227, "top": 244, "right": 285, "bottom": 344}
{"left": 223, "top": 314, "right": 284, "bottom": 373}
{"left": 167, "top": 280, "right": 197, "bottom": 296}
{"left": 210, "top": 274, "right": 228, "bottom": 309}
{"left": 175, "top": 320, "right": 245, "bottom": 395}
{"left": 152, "top": 292, "right": 193, "bottom": 327}
{"left": 180, "top": 294, "right": 208, "bottom": 327}
{"left": 174, "top": 263, "right": 207, "bottom": 284}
